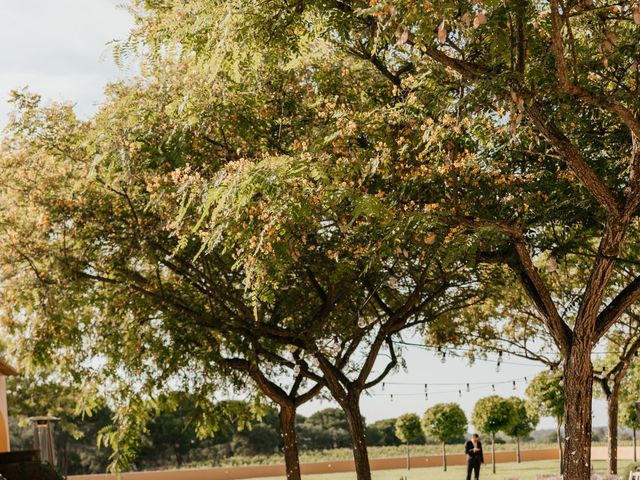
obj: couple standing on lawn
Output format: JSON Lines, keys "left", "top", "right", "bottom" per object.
{"left": 465, "top": 433, "right": 485, "bottom": 480}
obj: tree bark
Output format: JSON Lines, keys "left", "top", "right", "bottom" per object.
{"left": 634, "top": 428, "right": 637, "bottom": 463}
{"left": 607, "top": 382, "right": 621, "bottom": 475}
{"left": 442, "top": 441, "right": 447, "bottom": 471}
{"left": 279, "top": 404, "right": 302, "bottom": 480}
{"left": 556, "top": 419, "right": 564, "bottom": 474}
{"left": 516, "top": 436, "right": 521, "bottom": 464}
{"left": 491, "top": 431, "right": 496, "bottom": 474}
{"left": 406, "top": 442, "right": 411, "bottom": 471}
{"left": 343, "top": 397, "right": 372, "bottom": 480}
{"left": 563, "top": 344, "right": 593, "bottom": 480}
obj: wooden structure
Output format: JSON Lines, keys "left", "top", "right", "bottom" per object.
{"left": 0, "top": 359, "right": 17, "bottom": 453}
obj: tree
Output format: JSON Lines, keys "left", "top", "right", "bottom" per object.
{"left": 471, "top": 396, "right": 514, "bottom": 474}
{"left": 394, "top": 413, "right": 425, "bottom": 471}
{"left": 621, "top": 401, "right": 640, "bottom": 463}
{"left": 104, "top": 1, "right": 640, "bottom": 478}
{"left": 526, "top": 371, "right": 565, "bottom": 474}
{"left": 503, "top": 397, "right": 539, "bottom": 464}
{"left": 592, "top": 316, "right": 640, "bottom": 474}
{"left": 366, "top": 419, "right": 401, "bottom": 447}
{"left": 421, "top": 403, "right": 467, "bottom": 471}
{"left": 0, "top": 36, "right": 481, "bottom": 480}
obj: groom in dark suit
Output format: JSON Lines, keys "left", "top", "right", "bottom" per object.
{"left": 465, "top": 433, "right": 484, "bottom": 480}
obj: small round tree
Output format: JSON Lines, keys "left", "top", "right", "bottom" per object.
{"left": 622, "top": 402, "right": 640, "bottom": 463}
{"left": 395, "top": 413, "right": 425, "bottom": 470}
{"left": 526, "top": 370, "right": 565, "bottom": 473}
{"left": 422, "top": 403, "right": 467, "bottom": 471}
{"left": 471, "top": 395, "right": 515, "bottom": 474}
{"left": 503, "top": 397, "right": 539, "bottom": 463}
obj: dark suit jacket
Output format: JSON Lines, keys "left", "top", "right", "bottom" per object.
{"left": 465, "top": 439, "right": 484, "bottom": 464}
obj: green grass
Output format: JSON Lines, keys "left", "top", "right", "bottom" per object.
{"left": 189, "top": 443, "right": 565, "bottom": 468}
{"left": 252, "top": 460, "right": 631, "bottom": 480}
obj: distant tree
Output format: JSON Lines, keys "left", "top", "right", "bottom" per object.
{"left": 422, "top": 403, "right": 467, "bottom": 471}
{"left": 503, "top": 397, "right": 539, "bottom": 463}
{"left": 303, "top": 408, "right": 352, "bottom": 449}
{"left": 622, "top": 402, "right": 640, "bottom": 463}
{"left": 366, "top": 419, "right": 401, "bottom": 447}
{"left": 526, "top": 371, "right": 565, "bottom": 473}
{"left": 394, "top": 414, "right": 425, "bottom": 471}
{"left": 471, "top": 396, "right": 515, "bottom": 474}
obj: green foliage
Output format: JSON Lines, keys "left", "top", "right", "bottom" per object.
{"left": 525, "top": 371, "right": 565, "bottom": 421}
{"left": 394, "top": 414, "right": 425, "bottom": 445}
{"left": 367, "top": 419, "right": 402, "bottom": 447}
{"left": 503, "top": 397, "right": 539, "bottom": 439}
{"left": 471, "top": 396, "right": 515, "bottom": 436}
{"left": 621, "top": 402, "right": 640, "bottom": 431}
{"left": 421, "top": 403, "right": 467, "bottom": 444}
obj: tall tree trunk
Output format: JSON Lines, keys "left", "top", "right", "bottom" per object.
{"left": 442, "top": 441, "right": 447, "bottom": 471}
{"left": 516, "top": 436, "right": 521, "bottom": 463}
{"left": 279, "top": 404, "right": 302, "bottom": 480}
{"left": 556, "top": 419, "right": 564, "bottom": 474}
{"left": 343, "top": 396, "right": 372, "bottom": 480}
{"left": 634, "top": 428, "right": 637, "bottom": 463}
{"left": 607, "top": 382, "right": 621, "bottom": 475}
{"left": 491, "top": 431, "right": 496, "bottom": 474}
{"left": 563, "top": 344, "right": 593, "bottom": 480}
{"left": 406, "top": 442, "right": 410, "bottom": 471}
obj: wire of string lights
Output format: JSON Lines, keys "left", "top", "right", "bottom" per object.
{"left": 393, "top": 339, "right": 629, "bottom": 358}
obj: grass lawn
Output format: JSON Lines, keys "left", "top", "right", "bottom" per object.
{"left": 253, "top": 460, "right": 632, "bottom": 480}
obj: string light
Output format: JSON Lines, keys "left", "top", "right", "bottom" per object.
{"left": 466, "top": 383, "right": 470, "bottom": 392}
{"left": 458, "top": 389, "right": 462, "bottom": 398}
{"left": 440, "top": 352, "right": 447, "bottom": 364}
{"left": 512, "top": 380, "right": 516, "bottom": 390}
{"left": 492, "top": 384, "right": 495, "bottom": 392}
{"left": 424, "top": 384, "right": 428, "bottom": 392}
{"left": 382, "top": 382, "right": 385, "bottom": 391}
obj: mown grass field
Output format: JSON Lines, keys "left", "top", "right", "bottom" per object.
{"left": 254, "top": 459, "right": 630, "bottom": 480}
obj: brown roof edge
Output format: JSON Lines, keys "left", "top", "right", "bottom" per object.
{"left": 0, "top": 359, "right": 17, "bottom": 376}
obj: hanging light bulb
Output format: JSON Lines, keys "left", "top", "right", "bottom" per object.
{"left": 390, "top": 394, "right": 394, "bottom": 402}
{"left": 466, "top": 383, "right": 470, "bottom": 392}
{"left": 492, "top": 384, "right": 496, "bottom": 392}
{"left": 424, "top": 384, "right": 428, "bottom": 392}
{"left": 440, "top": 351, "right": 447, "bottom": 364}
{"left": 496, "top": 362, "right": 501, "bottom": 373}
{"left": 382, "top": 382, "right": 385, "bottom": 391}
{"left": 512, "top": 380, "right": 516, "bottom": 390}
{"left": 425, "top": 392, "right": 428, "bottom": 400}
{"left": 458, "top": 389, "right": 462, "bottom": 398}
{"left": 524, "top": 377, "right": 528, "bottom": 382}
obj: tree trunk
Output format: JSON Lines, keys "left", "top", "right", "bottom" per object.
{"left": 442, "top": 441, "right": 447, "bottom": 471}
{"left": 556, "top": 419, "right": 564, "bottom": 474}
{"left": 607, "top": 382, "right": 621, "bottom": 475}
{"left": 634, "top": 428, "right": 637, "bottom": 463}
{"left": 491, "top": 431, "right": 496, "bottom": 474}
{"left": 406, "top": 442, "right": 410, "bottom": 471}
{"left": 279, "top": 404, "right": 302, "bottom": 480}
{"left": 516, "top": 436, "right": 521, "bottom": 463}
{"left": 563, "top": 344, "right": 593, "bottom": 480}
{"left": 343, "top": 397, "right": 372, "bottom": 480}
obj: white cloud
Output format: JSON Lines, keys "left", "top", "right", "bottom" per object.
{"left": 0, "top": 0, "right": 134, "bottom": 126}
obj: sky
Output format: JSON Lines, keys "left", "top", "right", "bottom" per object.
{"left": 0, "top": 1, "right": 609, "bottom": 432}
{"left": 0, "top": 0, "right": 133, "bottom": 126}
